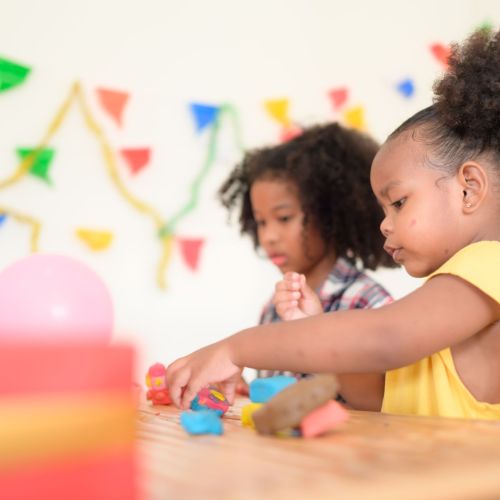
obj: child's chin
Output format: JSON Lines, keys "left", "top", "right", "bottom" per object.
{"left": 404, "top": 264, "right": 430, "bottom": 279}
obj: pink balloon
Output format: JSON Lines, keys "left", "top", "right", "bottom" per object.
{"left": 0, "top": 254, "right": 113, "bottom": 343}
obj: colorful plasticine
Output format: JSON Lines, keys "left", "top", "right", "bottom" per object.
{"left": 145, "top": 362, "right": 172, "bottom": 405}
{"left": 300, "top": 400, "right": 349, "bottom": 438}
{"left": 190, "top": 387, "right": 230, "bottom": 416}
{"left": 240, "top": 402, "right": 263, "bottom": 428}
{"left": 180, "top": 410, "right": 223, "bottom": 435}
{"left": 252, "top": 374, "right": 339, "bottom": 435}
{"left": 249, "top": 375, "right": 296, "bottom": 403}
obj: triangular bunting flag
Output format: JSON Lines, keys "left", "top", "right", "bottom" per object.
{"left": 477, "top": 20, "right": 493, "bottom": 33}
{"left": 343, "top": 106, "right": 365, "bottom": 131}
{"left": 189, "top": 103, "right": 219, "bottom": 133}
{"left": 177, "top": 237, "right": 204, "bottom": 271}
{"left": 16, "top": 148, "right": 55, "bottom": 184}
{"left": 430, "top": 43, "right": 450, "bottom": 69}
{"left": 0, "top": 57, "right": 31, "bottom": 92}
{"left": 396, "top": 78, "right": 415, "bottom": 98}
{"left": 95, "top": 88, "right": 129, "bottom": 127}
{"left": 76, "top": 228, "right": 113, "bottom": 251}
{"left": 120, "top": 148, "right": 151, "bottom": 175}
{"left": 328, "top": 87, "right": 348, "bottom": 111}
{"left": 264, "top": 99, "right": 291, "bottom": 127}
{"left": 0, "top": 214, "right": 7, "bottom": 226}
{"left": 280, "top": 125, "right": 302, "bottom": 143}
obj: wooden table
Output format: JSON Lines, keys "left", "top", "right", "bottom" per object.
{"left": 137, "top": 398, "right": 500, "bottom": 500}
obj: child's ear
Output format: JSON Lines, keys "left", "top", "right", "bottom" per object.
{"left": 457, "top": 161, "right": 488, "bottom": 212}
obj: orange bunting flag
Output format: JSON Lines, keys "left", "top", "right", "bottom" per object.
{"left": 430, "top": 43, "right": 451, "bottom": 69}
{"left": 95, "top": 88, "right": 129, "bottom": 127}
{"left": 328, "top": 87, "right": 349, "bottom": 111}
{"left": 343, "top": 106, "right": 365, "bottom": 131}
{"left": 120, "top": 148, "right": 151, "bottom": 175}
{"left": 264, "top": 98, "right": 291, "bottom": 127}
{"left": 177, "top": 237, "right": 204, "bottom": 271}
{"left": 76, "top": 228, "right": 113, "bottom": 251}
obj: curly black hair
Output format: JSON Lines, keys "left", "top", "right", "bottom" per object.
{"left": 219, "top": 122, "right": 395, "bottom": 270}
{"left": 389, "top": 28, "right": 500, "bottom": 176}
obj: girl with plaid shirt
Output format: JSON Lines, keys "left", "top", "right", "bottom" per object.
{"left": 217, "top": 122, "right": 395, "bottom": 407}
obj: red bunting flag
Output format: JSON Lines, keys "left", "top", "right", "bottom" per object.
{"left": 328, "top": 87, "right": 348, "bottom": 111}
{"left": 430, "top": 43, "right": 451, "bottom": 69}
{"left": 95, "top": 88, "right": 129, "bottom": 127}
{"left": 120, "top": 148, "right": 151, "bottom": 175}
{"left": 177, "top": 237, "right": 205, "bottom": 271}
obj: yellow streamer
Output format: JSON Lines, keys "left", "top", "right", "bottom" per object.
{"left": 0, "top": 206, "right": 41, "bottom": 251}
{"left": 0, "top": 82, "right": 173, "bottom": 288}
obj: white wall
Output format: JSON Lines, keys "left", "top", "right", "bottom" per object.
{"left": 0, "top": 0, "right": 498, "bottom": 377}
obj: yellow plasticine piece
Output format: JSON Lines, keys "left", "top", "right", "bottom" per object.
{"left": 76, "top": 228, "right": 113, "bottom": 251}
{"left": 241, "top": 402, "right": 263, "bottom": 429}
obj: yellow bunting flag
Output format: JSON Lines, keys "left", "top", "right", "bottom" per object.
{"left": 76, "top": 228, "right": 113, "bottom": 251}
{"left": 264, "top": 98, "right": 291, "bottom": 127}
{"left": 343, "top": 105, "right": 366, "bottom": 131}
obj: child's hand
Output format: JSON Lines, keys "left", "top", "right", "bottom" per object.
{"left": 273, "top": 272, "right": 323, "bottom": 321}
{"left": 166, "top": 341, "right": 242, "bottom": 409}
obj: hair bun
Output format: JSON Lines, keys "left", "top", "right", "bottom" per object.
{"left": 433, "top": 28, "right": 500, "bottom": 149}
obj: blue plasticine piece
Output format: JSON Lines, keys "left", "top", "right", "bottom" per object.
{"left": 180, "top": 410, "right": 223, "bottom": 435}
{"left": 249, "top": 376, "right": 297, "bottom": 403}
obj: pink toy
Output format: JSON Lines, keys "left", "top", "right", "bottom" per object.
{"left": 145, "top": 363, "right": 172, "bottom": 405}
{"left": 300, "top": 400, "right": 349, "bottom": 438}
{"left": 0, "top": 254, "right": 113, "bottom": 343}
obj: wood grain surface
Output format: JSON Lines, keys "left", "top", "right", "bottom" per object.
{"left": 137, "top": 398, "right": 500, "bottom": 500}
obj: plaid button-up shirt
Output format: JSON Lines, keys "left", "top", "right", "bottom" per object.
{"left": 257, "top": 257, "right": 393, "bottom": 379}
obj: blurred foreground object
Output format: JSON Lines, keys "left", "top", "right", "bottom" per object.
{"left": 0, "top": 254, "right": 113, "bottom": 343}
{"left": 0, "top": 343, "right": 137, "bottom": 500}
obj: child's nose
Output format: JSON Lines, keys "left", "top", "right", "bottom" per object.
{"left": 259, "top": 223, "right": 279, "bottom": 245}
{"left": 380, "top": 216, "right": 392, "bottom": 237}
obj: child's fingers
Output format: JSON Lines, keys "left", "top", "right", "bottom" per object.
{"left": 282, "top": 272, "right": 302, "bottom": 290}
{"left": 222, "top": 380, "right": 237, "bottom": 405}
{"left": 272, "top": 288, "right": 301, "bottom": 307}
{"left": 276, "top": 299, "right": 299, "bottom": 320}
{"left": 166, "top": 364, "right": 191, "bottom": 408}
{"left": 180, "top": 378, "right": 203, "bottom": 409}
{"left": 299, "top": 274, "right": 316, "bottom": 298}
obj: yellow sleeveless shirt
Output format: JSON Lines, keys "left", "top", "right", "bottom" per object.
{"left": 382, "top": 241, "right": 500, "bottom": 420}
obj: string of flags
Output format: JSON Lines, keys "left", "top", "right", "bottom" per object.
{"left": 0, "top": 24, "right": 490, "bottom": 287}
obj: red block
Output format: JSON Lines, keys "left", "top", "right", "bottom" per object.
{"left": 0, "top": 343, "right": 134, "bottom": 396}
{"left": 0, "top": 446, "right": 137, "bottom": 500}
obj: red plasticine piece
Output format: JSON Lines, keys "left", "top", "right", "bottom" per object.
{"left": 300, "top": 400, "right": 349, "bottom": 438}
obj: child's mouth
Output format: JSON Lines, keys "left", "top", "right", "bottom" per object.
{"left": 270, "top": 254, "right": 287, "bottom": 267}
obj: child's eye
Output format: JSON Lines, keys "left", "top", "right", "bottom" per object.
{"left": 278, "top": 215, "right": 292, "bottom": 223}
{"left": 391, "top": 198, "right": 406, "bottom": 210}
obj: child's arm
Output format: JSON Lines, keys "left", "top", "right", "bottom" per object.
{"left": 167, "top": 274, "right": 499, "bottom": 408}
